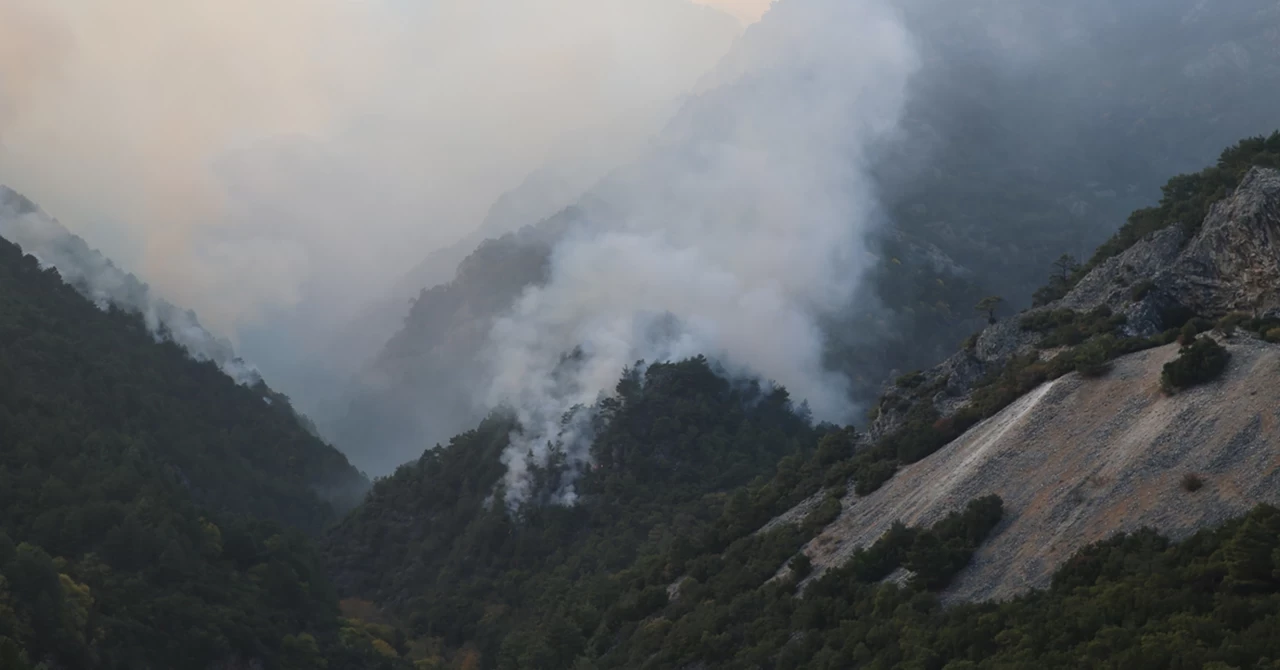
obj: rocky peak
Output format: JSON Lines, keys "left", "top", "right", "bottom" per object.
{"left": 1066, "top": 167, "right": 1280, "bottom": 327}
{"left": 1166, "top": 166, "right": 1280, "bottom": 315}
{"left": 867, "top": 166, "right": 1280, "bottom": 440}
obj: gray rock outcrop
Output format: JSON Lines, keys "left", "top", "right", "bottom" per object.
{"left": 869, "top": 166, "right": 1280, "bottom": 442}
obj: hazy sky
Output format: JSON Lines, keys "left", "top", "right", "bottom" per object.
{"left": 0, "top": 0, "right": 748, "bottom": 337}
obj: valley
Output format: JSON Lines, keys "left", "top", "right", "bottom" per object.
{"left": 5, "top": 1, "right": 1280, "bottom": 668}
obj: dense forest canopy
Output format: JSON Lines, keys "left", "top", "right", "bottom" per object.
{"left": 0, "top": 235, "right": 401, "bottom": 668}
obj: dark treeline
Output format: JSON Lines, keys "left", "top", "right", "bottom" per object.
{"left": 0, "top": 236, "right": 399, "bottom": 669}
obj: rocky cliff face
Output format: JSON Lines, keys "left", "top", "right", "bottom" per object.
{"left": 1145, "top": 167, "right": 1280, "bottom": 317}
{"left": 870, "top": 167, "right": 1280, "bottom": 442}
{"left": 807, "top": 335, "right": 1280, "bottom": 602}
{"left": 1062, "top": 167, "right": 1280, "bottom": 325}
{"left": 795, "top": 165, "right": 1280, "bottom": 601}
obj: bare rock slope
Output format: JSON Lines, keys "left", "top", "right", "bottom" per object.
{"left": 806, "top": 335, "right": 1280, "bottom": 602}
{"left": 795, "top": 166, "right": 1280, "bottom": 603}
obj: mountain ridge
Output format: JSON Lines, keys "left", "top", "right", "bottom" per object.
{"left": 0, "top": 185, "right": 263, "bottom": 387}
{"left": 784, "top": 160, "right": 1280, "bottom": 599}
{"left": 0, "top": 225, "right": 410, "bottom": 668}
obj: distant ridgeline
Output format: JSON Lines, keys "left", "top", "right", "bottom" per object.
{"left": 318, "top": 133, "right": 1280, "bottom": 669}
{"left": 0, "top": 226, "right": 401, "bottom": 667}
{"left": 0, "top": 186, "right": 260, "bottom": 386}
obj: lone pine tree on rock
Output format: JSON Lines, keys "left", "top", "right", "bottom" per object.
{"left": 976, "top": 295, "right": 1004, "bottom": 324}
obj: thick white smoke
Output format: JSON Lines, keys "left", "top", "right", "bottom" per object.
{"left": 0, "top": 0, "right": 748, "bottom": 394}
{"left": 485, "top": 0, "right": 919, "bottom": 507}
{"left": 0, "top": 188, "right": 261, "bottom": 385}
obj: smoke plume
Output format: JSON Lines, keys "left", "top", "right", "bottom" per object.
{"left": 485, "top": 0, "right": 919, "bottom": 507}
{"left": 0, "top": 0, "right": 747, "bottom": 389}
{"left": 0, "top": 187, "right": 261, "bottom": 385}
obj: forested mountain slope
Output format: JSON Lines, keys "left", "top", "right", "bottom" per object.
{"left": 323, "top": 135, "right": 1280, "bottom": 669}
{"left": 330, "top": 0, "right": 1280, "bottom": 475}
{"left": 0, "top": 232, "right": 403, "bottom": 668}
{"left": 324, "top": 357, "right": 826, "bottom": 665}
{"left": 0, "top": 186, "right": 263, "bottom": 386}
{"left": 328, "top": 209, "right": 579, "bottom": 475}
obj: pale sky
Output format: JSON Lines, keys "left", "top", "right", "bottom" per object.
{"left": 695, "top": 0, "right": 775, "bottom": 22}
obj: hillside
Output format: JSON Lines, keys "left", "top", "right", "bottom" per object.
{"left": 805, "top": 337, "right": 1280, "bottom": 603}
{"left": 330, "top": 0, "right": 1280, "bottom": 474}
{"left": 0, "top": 227, "right": 407, "bottom": 667}
{"left": 0, "top": 186, "right": 263, "bottom": 386}
{"left": 323, "top": 357, "right": 824, "bottom": 666}
{"left": 786, "top": 149, "right": 1280, "bottom": 595}
{"left": 328, "top": 210, "right": 577, "bottom": 474}
{"left": 320, "top": 136, "right": 1280, "bottom": 669}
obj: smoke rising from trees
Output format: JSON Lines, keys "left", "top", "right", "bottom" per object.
{"left": 484, "top": 0, "right": 918, "bottom": 506}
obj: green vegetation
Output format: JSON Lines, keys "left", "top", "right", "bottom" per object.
{"left": 1090, "top": 132, "right": 1280, "bottom": 267}
{"left": 1130, "top": 279, "right": 1157, "bottom": 302}
{"left": 7, "top": 120, "right": 1280, "bottom": 669}
{"left": 1032, "top": 254, "right": 1083, "bottom": 306}
{"left": 847, "top": 306, "right": 1148, "bottom": 497}
{"left": 595, "top": 495, "right": 1004, "bottom": 668}
{"left": 328, "top": 412, "right": 1004, "bottom": 670}
{"left": 0, "top": 238, "right": 366, "bottom": 532}
{"left": 1020, "top": 306, "right": 1126, "bottom": 348}
{"left": 325, "top": 357, "right": 845, "bottom": 668}
{"left": 1162, "top": 337, "right": 1232, "bottom": 393}
{"left": 895, "top": 370, "right": 926, "bottom": 389}
{"left": 0, "top": 236, "right": 398, "bottom": 668}
{"left": 975, "top": 295, "right": 1004, "bottom": 324}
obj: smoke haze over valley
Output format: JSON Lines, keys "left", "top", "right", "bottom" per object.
{"left": 0, "top": 0, "right": 749, "bottom": 419}
{"left": 4, "top": 0, "right": 1280, "bottom": 480}
{"left": 13, "top": 1, "right": 1280, "bottom": 668}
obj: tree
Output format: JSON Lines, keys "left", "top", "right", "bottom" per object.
{"left": 1052, "top": 254, "right": 1080, "bottom": 282}
{"left": 975, "top": 296, "right": 1004, "bottom": 324}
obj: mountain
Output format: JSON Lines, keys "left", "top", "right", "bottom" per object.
{"left": 323, "top": 356, "right": 826, "bottom": 667}
{"left": 311, "top": 165, "right": 593, "bottom": 397}
{"left": 0, "top": 187, "right": 263, "bottom": 386}
{"left": 319, "top": 134, "right": 1280, "bottom": 668}
{"left": 785, "top": 142, "right": 1280, "bottom": 598}
{"left": 328, "top": 208, "right": 581, "bottom": 475}
{"left": 808, "top": 335, "right": 1280, "bottom": 605}
{"left": 329, "top": 0, "right": 1280, "bottom": 475}
{"left": 0, "top": 199, "right": 409, "bottom": 667}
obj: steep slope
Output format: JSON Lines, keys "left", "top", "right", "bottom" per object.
{"left": 324, "top": 357, "right": 823, "bottom": 666}
{"left": 307, "top": 165, "right": 591, "bottom": 410}
{"left": 331, "top": 0, "right": 1280, "bottom": 475}
{"left": 328, "top": 210, "right": 577, "bottom": 474}
{"left": 793, "top": 154, "right": 1280, "bottom": 599}
{"left": 807, "top": 336, "right": 1280, "bottom": 602}
{"left": 865, "top": 148, "right": 1280, "bottom": 449}
{"left": 0, "top": 232, "right": 368, "bottom": 530}
{"left": 0, "top": 230, "right": 406, "bottom": 667}
{"left": 0, "top": 186, "right": 262, "bottom": 385}
{"left": 323, "top": 136, "right": 1280, "bottom": 669}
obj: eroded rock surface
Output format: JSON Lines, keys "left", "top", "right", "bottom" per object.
{"left": 807, "top": 337, "right": 1280, "bottom": 602}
